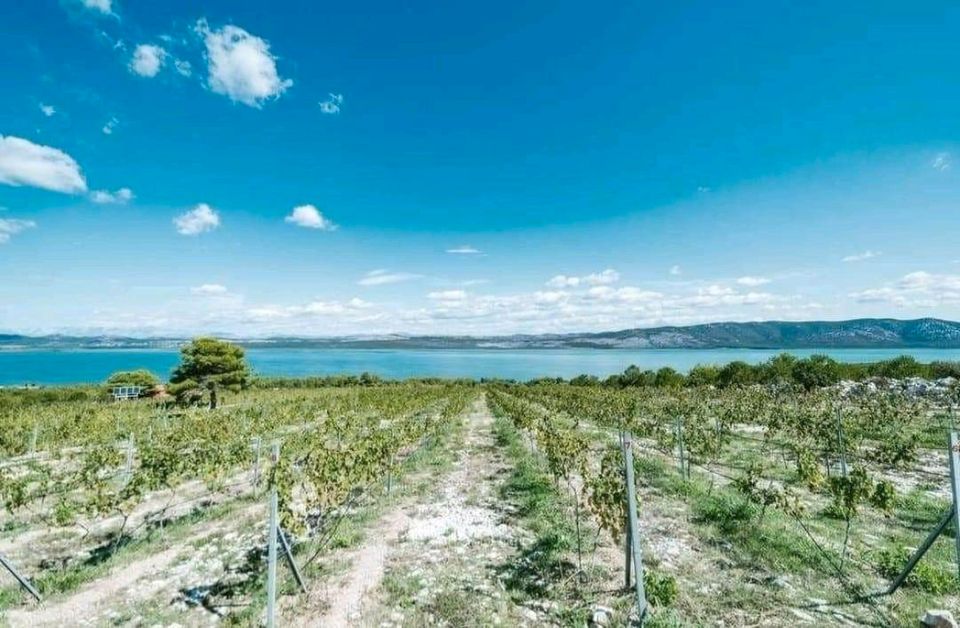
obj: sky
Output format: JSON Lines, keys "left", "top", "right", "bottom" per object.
{"left": 1, "top": 0, "right": 960, "bottom": 337}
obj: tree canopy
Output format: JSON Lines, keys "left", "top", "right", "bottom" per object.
{"left": 105, "top": 369, "right": 160, "bottom": 390}
{"left": 169, "top": 337, "right": 250, "bottom": 408}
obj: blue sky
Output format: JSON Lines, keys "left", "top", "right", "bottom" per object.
{"left": 1, "top": 0, "right": 959, "bottom": 336}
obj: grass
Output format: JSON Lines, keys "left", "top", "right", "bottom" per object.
{"left": 493, "top": 413, "right": 629, "bottom": 626}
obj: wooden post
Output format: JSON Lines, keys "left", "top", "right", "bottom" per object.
{"left": 266, "top": 441, "right": 280, "bottom": 628}
{"left": 622, "top": 432, "right": 647, "bottom": 623}
{"left": 29, "top": 425, "right": 38, "bottom": 455}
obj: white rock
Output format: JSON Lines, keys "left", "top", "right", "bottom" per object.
{"left": 590, "top": 605, "right": 614, "bottom": 627}
{"left": 921, "top": 610, "right": 959, "bottom": 628}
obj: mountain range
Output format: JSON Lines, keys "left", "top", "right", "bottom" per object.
{"left": 3, "top": 318, "right": 960, "bottom": 350}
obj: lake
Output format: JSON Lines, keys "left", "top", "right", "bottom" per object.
{"left": 4, "top": 347, "right": 960, "bottom": 386}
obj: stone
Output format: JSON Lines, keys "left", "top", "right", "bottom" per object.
{"left": 590, "top": 605, "right": 614, "bottom": 627}
{"left": 921, "top": 610, "right": 959, "bottom": 628}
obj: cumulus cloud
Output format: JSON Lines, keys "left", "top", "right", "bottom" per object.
{"left": 0, "top": 218, "right": 36, "bottom": 244}
{"left": 174, "top": 203, "right": 220, "bottom": 236}
{"left": 39, "top": 104, "right": 56, "bottom": 117}
{"left": 0, "top": 136, "right": 87, "bottom": 193}
{"left": 736, "top": 276, "right": 771, "bottom": 287}
{"left": 931, "top": 152, "right": 951, "bottom": 172}
{"left": 446, "top": 245, "right": 481, "bottom": 255}
{"left": 90, "top": 187, "right": 133, "bottom": 204}
{"left": 358, "top": 270, "right": 423, "bottom": 286}
{"left": 669, "top": 265, "right": 682, "bottom": 276}
{"left": 319, "top": 93, "right": 343, "bottom": 114}
{"left": 546, "top": 268, "right": 620, "bottom": 288}
{"left": 130, "top": 44, "right": 166, "bottom": 77}
{"left": 79, "top": 0, "right": 111, "bottom": 14}
{"left": 285, "top": 204, "right": 336, "bottom": 230}
{"left": 196, "top": 19, "right": 292, "bottom": 107}
{"left": 191, "top": 284, "right": 229, "bottom": 296}
{"left": 851, "top": 271, "right": 960, "bottom": 307}
{"left": 842, "top": 250, "right": 880, "bottom": 263}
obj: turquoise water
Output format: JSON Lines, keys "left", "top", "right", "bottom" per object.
{"left": 3, "top": 347, "right": 960, "bottom": 386}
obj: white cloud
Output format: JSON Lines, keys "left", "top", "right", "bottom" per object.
{"left": 585, "top": 269, "right": 620, "bottom": 285}
{"left": 851, "top": 271, "right": 960, "bottom": 307}
{"left": 319, "top": 93, "right": 343, "bottom": 114}
{"left": 446, "top": 245, "right": 481, "bottom": 255}
{"left": 102, "top": 117, "right": 119, "bottom": 135}
{"left": 245, "top": 298, "right": 372, "bottom": 321}
{"left": 285, "top": 204, "right": 336, "bottom": 230}
{"left": 80, "top": 0, "right": 111, "bottom": 14}
{"left": 90, "top": 187, "right": 134, "bottom": 204}
{"left": 174, "top": 59, "right": 192, "bottom": 77}
{"left": 0, "top": 136, "right": 87, "bottom": 194}
{"left": 0, "top": 218, "right": 36, "bottom": 244}
{"left": 669, "top": 265, "right": 681, "bottom": 276}
{"left": 130, "top": 44, "right": 166, "bottom": 77}
{"left": 841, "top": 250, "right": 880, "bottom": 263}
{"left": 174, "top": 203, "right": 220, "bottom": 236}
{"left": 546, "top": 275, "right": 580, "bottom": 288}
{"left": 358, "top": 270, "right": 423, "bottom": 286}
{"left": 546, "top": 268, "right": 619, "bottom": 288}
{"left": 736, "top": 276, "right": 770, "bottom": 287}
{"left": 191, "top": 284, "right": 229, "bottom": 296}
{"left": 39, "top": 104, "right": 56, "bottom": 117}
{"left": 196, "top": 19, "right": 293, "bottom": 107}
{"left": 931, "top": 152, "right": 951, "bottom": 172}
{"left": 428, "top": 290, "right": 468, "bottom": 301}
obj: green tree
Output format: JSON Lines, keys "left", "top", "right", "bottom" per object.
{"left": 105, "top": 369, "right": 160, "bottom": 391}
{"left": 169, "top": 338, "right": 250, "bottom": 408}
{"left": 792, "top": 354, "right": 840, "bottom": 390}
{"left": 654, "top": 366, "right": 685, "bottom": 388}
{"left": 760, "top": 353, "right": 798, "bottom": 385}
{"left": 686, "top": 365, "right": 720, "bottom": 387}
{"left": 717, "top": 361, "right": 756, "bottom": 387}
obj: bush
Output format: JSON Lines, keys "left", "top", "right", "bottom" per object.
{"left": 693, "top": 493, "right": 758, "bottom": 532}
{"left": 875, "top": 546, "right": 959, "bottom": 594}
{"left": 105, "top": 369, "right": 160, "bottom": 390}
{"left": 644, "top": 570, "right": 679, "bottom": 606}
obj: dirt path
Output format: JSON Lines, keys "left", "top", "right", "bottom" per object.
{"left": 288, "top": 396, "right": 532, "bottom": 627}
{"left": 354, "top": 396, "right": 532, "bottom": 627}
{"left": 4, "top": 501, "right": 264, "bottom": 627}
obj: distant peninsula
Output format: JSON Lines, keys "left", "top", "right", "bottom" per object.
{"left": 4, "top": 318, "right": 960, "bottom": 351}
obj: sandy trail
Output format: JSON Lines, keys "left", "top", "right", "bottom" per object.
{"left": 4, "top": 502, "right": 263, "bottom": 628}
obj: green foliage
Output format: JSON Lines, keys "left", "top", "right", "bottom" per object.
{"left": 876, "top": 546, "right": 960, "bottom": 594}
{"left": 717, "top": 361, "right": 756, "bottom": 387}
{"left": 693, "top": 493, "right": 758, "bottom": 532}
{"left": 170, "top": 337, "right": 250, "bottom": 408}
{"left": 825, "top": 467, "right": 872, "bottom": 519}
{"left": 791, "top": 354, "right": 841, "bottom": 391}
{"left": 105, "top": 369, "right": 160, "bottom": 388}
{"left": 644, "top": 570, "right": 679, "bottom": 607}
{"left": 583, "top": 352, "right": 960, "bottom": 390}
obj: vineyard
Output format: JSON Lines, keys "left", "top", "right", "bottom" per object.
{"left": 0, "top": 379, "right": 958, "bottom": 626}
